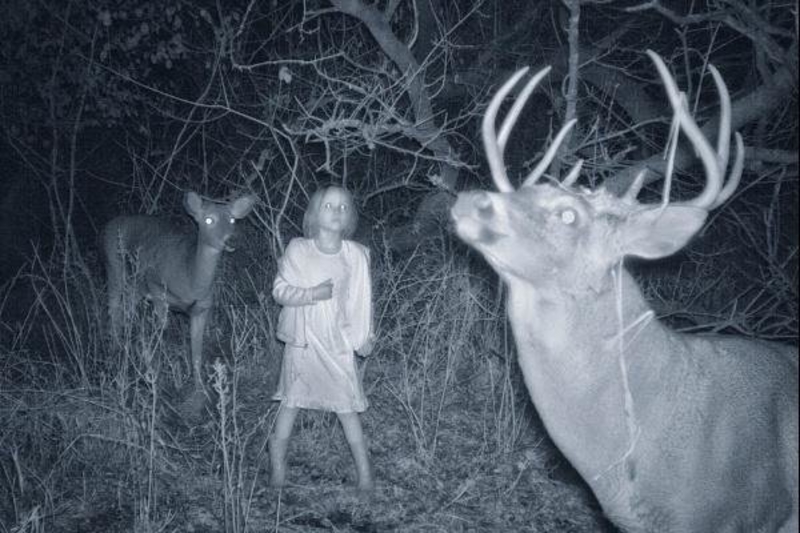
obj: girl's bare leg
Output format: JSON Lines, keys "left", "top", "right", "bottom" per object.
{"left": 269, "top": 405, "right": 299, "bottom": 487}
{"left": 337, "top": 412, "right": 374, "bottom": 493}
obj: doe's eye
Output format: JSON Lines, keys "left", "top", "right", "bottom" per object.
{"left": 229, "top": 217, "right": 236, "bottom": 224}
{"left": 204, "top": 216, "right": 214, "bottom": 225}
{"left": 559, "top": 208, "right": 577, "bottom": 225}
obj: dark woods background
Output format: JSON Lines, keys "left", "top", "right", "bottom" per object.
{"left": 0, "top": 1, "right": 797, "bottom": 531}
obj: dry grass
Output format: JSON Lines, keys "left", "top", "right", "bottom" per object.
{"left": 1, "top": 197, "right": 794, "bottom": 531}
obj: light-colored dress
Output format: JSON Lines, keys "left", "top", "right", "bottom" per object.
{"left": 272, "top": 238, "right": 372, "bottom": 413}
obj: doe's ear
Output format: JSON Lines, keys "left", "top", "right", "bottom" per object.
{"left": 230, "top": 195, "right": 256, "bottom": 218}
{"left": 184, "top": 191, "right": 204, "bottom": 220}
{"left": 620, "top": 205, "right": 707, "bottom": 259}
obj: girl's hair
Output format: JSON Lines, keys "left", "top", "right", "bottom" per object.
{"left": 302, "top": 185, "right": 359, "bottom": 239}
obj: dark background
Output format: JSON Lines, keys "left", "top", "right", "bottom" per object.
{"left": 0, "top": 1, "right": 796, "bottom": 531}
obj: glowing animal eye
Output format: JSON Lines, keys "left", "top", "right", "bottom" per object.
{"left": 204, "top": 216, "right": 214, "bottom": 225}
{"left": 229, "top": 217, "right": 235, "bottom": 224}
{"left": 560, "top": 209, "right": 576, "bottom": 225}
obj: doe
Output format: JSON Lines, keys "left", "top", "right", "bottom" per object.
{"left": 103, "top": 191, "right": 256, "bottom": 393}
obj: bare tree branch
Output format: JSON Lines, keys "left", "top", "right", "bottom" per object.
{"left": 627, "top": 1, "right": 795, "bottom": 70}
{"left": 552, "top": 0, "right": 581, "bottom": 176}
{"left": 328, "top": 0, "right": 460, "bottom": 189}
{"left": 605, "top": 3, "right": 798, "bottom": 194}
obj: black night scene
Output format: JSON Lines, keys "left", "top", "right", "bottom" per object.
{"left": 0, "top": 1, "right": 797, "bottom": 532}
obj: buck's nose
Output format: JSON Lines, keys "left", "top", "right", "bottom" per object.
{"left": 472, "top": 192, "right": 493, "bottom": 212}
{"left": 452, "top": 191, "right": 494, "bottom": 220}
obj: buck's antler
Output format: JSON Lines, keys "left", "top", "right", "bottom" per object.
{"left": 482, "top": 66, "right": 578, "bottom": 192}
{"left": 646, "top": 50, "right": 744, "bottom": 210}
{"left": 482, "top": 52, "right": 744, "bottom": 208}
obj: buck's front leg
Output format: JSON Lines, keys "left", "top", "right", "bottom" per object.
{"left": 189, "top": 308, "right": 210, "bottom": 391}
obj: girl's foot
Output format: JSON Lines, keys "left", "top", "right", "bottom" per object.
{"left": 269, "top": 469, "right": 286, "bottom": 488}
{"left": 350, "top": 440, "right": 374, "bottom": 496}
{"left": 356, "top": 478, "right": 375, "bottom": 500}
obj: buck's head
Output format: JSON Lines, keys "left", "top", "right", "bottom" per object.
{"left": 184, "top": 191, "right": 256, "bottom": 252}
{"left": 452, "top": 51, "right": 743, "bottom": 292}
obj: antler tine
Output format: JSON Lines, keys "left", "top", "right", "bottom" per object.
{"left": 522, "top": 118, "right": 578, "bottom": 187}
{"left": 623, "top": 169, "right": 648, "bottom": 202}
{"left": 561, "top": 159, "right": 584, "bottom": 187}
{"left": 484, "top": 65, "right": 579, "bottom": 191}
{"left": 708, "top": 65, "right": 731, "bottom": 174}
{"left": 647, "top": 50, "right": 723, "bottom": 209}
{"left": 483, "top": 67, "right": 531, "bottom": 193}
{"left": 498, "top": 67, "right": 553, "bottom": 151}
{"left": 711, "top": 132, "right": 744, "bottom": 209}
{"left": 707, "top": 64, "right": 744, "bottom": 210}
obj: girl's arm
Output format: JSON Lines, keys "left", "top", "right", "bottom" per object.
{"left": 273, "top": 239, "right": 314, "bottom": 306}
{"left": 272, "top": 274, "right": 315, "bottom": 306}
{"left": 273, "top": 276, "right": 332, "bottom": 306}
{"left": 272, "top": 239, "right": 332, "bottom": 306}
{"left": 344, "top": 243, "right": 374, "bottom": 353}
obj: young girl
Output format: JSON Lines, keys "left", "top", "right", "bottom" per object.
{"left": 270, "top": 185, "right": 375, "bottom": 493}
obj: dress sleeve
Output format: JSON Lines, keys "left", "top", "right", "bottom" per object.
{"left": 272, "top": 239, "right": 315, "bottom": 307}
{"left": 343, "top": 243, "right": 373, "bottom": 352}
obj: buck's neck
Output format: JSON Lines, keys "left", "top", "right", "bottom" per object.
{"left": 505, "top": 267, "right": 679, "bottom": 484}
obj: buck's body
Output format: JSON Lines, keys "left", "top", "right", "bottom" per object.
{"left": 506, "top": 272, "right": 797, "bottom": 532}
{"left": 103, "top": 192, "right": 255, "bottom": 393}
{"left": 451, "top": 52, "right": 797, "bottom": 532}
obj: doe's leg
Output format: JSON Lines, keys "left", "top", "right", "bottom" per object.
{"left": 189, "top": 309, "right": 209, "bottom": 391}
{"left": 105, "top": 250, "right": 125, "bottom": 341}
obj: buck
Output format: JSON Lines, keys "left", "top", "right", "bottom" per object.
{"left": 452, "top": 51, "right": 798, "bottom": 532}
{"left": 103, "top": 191, "right": 256, "bottom": 393}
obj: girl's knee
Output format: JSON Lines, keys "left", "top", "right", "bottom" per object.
{"left": 277, "top": 405, "right": 299, "bottom": 422}
{"left": 273, "top": 405, "right": 299, "bottom": 439}
{"left": 337, "top": 412, "right": 365, "bottom": 441}
{"left": 336, "top": 411, "right": 361, "bottom": 427}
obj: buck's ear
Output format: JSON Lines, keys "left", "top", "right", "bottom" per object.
{"left": 620, "top": 205, "right": 707, "bottom": 259}
{"left": 184, "top": 191, "right": 203, "bottom": 219}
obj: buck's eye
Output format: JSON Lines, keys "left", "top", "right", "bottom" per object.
{"left": 559, "top": 208, "right": 577, "bottom": 225}
{"left": 204, "top": 216, "right": 214, "bottom": 225}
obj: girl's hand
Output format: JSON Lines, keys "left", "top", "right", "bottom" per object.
{"left": 312, "top": 279, "right": 334, "bottom": 301}
{"left": 357, "top": 335, "right": 375, "bottom": 357}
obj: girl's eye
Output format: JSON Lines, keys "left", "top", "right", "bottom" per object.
{"left": 324, "top": 202, "right": 332, "bottom": 210}
{"left": 560, "top": 208, "right": 577, "bottom": 225}
{"left": 339, "top": 204, "right": 348, "bottom": 212}
{"left": 204, "top": 216, "right": 214, "bottom": 225}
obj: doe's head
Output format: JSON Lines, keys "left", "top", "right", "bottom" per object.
{"left": 184, "top": 191, "right": 256, "bottom": 252}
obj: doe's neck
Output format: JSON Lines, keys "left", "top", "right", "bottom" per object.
{"left": 190, "top": 239, "right": 224, "bottom": 294}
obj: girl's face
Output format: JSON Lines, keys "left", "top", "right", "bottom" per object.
{"left": 317, "top": 187, "right": 352, "bottom": 235}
